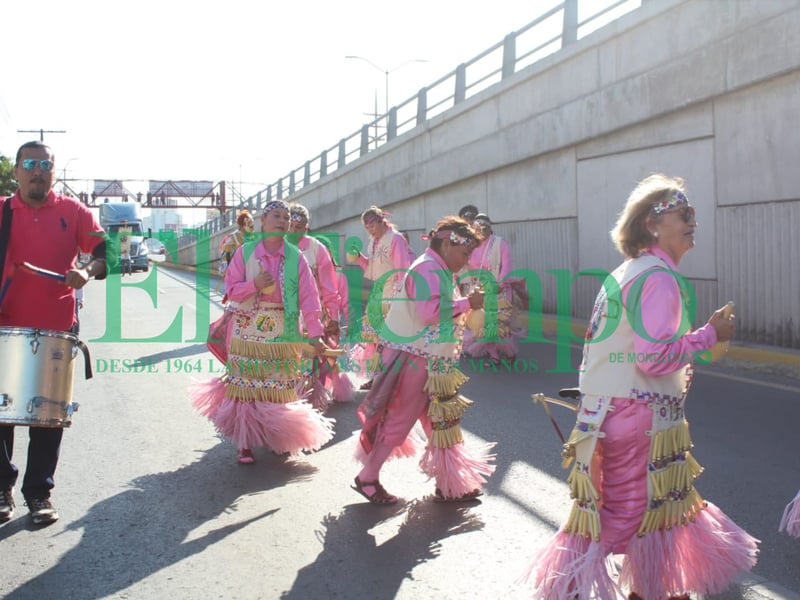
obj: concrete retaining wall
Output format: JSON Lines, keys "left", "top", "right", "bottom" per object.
{"left": 186, "top": 0, "right": 800, "bottom": 348}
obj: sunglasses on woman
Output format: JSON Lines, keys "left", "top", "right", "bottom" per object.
{"left": 662, "top": 205, "right": 695, "bottom": 223}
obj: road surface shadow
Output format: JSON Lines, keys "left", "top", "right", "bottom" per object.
{"left": 3, "top": 442, "right": 316, "bottom": 600}
{"left": 281, "top": 498, "right": 484, "bottom": 599}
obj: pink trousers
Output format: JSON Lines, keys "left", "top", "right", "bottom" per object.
{"left": 597, "top": 398, "right": 652, "bottom": 553}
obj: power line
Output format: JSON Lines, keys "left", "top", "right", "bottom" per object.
{"left": 17, "top": 128, "right": 66, "bottom": 142}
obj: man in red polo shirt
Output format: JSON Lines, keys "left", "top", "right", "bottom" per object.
{"left": 0, "top": 141, "right": 107, "bottom": 525}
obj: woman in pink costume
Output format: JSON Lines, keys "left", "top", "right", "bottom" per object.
{"left": 352, "top": 216, "right": 495, "bottom": 505}
{"left": 192, "top": 200, "right": 334, "bottom": 464}
{"left": 348, "top": 205, "right": 412, "bottom": 389}
{"left": 461, "top": 213, "right": 520, "bottom": 363}
{"left": 780, "top": 490, "right": 800, "bottom": 538}
{"left": 521, "top": 175, "right": 758, "bottom": 599}
{"left": 288, "top": 202, "right": 354, "bottom": 408}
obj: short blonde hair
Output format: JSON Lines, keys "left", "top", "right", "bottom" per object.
{"left": 610, "top": 174, "right": 686, "bottom": 258}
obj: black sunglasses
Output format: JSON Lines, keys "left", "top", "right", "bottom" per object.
{"left": 662, "top": 205, "right": 696, "bottom": 223}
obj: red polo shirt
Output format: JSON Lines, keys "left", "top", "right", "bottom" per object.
{"left": 0, "top": 191, "right": 105, "bottom": 331}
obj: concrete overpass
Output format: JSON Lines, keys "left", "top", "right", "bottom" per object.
{"left": 176, "top": 0, "right": 800, "bottom": 353}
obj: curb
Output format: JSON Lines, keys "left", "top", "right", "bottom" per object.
{"left": 536, "top": 315, "right": 800, "bottom": 379}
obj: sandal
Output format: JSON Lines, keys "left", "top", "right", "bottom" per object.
{"left": 237, "top": 449, "right": 255, "bottom": 464}
{"left": 433, "top": 488, "right": 482, "bottom": 503}
{"left": 351, "top": 476, "right": 398, "bottom": 505}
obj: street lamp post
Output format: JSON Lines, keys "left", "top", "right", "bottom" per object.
{"left": 345, "top": 55, "right": 429, "bottom": 116}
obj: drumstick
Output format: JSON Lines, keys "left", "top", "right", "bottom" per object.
{"left": 18, "top": 261, "right": 66, "bottom": 282}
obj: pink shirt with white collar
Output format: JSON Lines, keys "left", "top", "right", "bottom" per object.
{"left": 405, "top": 248, "right": 471, "bottom": 325}
{"left": 224, "top": 240, "right": 323, "bottom": 338}
{"left": 296, "top": 235, "right": 342, "bottom": 321}
{"left": 627, "top": 245, "right": 717, "bottom": 376}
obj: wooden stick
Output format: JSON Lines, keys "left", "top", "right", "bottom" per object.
{"left": 532, "top": 393, "right": 578, "bottom": 413}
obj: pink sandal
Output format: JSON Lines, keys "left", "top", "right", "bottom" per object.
{"left": 237, "top": 449, "right": 255, "bottom": 464}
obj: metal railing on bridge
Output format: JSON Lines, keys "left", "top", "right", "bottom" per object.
{"left": 180, "top": 0, "right": 642, "bottom": 247}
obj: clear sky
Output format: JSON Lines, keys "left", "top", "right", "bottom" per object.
{"left": 1, "top": 0, "right": 627, "bottom": 210}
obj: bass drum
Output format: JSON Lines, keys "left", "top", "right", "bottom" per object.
{"left": 0, "top": 327, "right": 92, "bottom": 427}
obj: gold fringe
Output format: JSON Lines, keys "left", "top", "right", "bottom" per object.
{"left": 636, "top": 489, "right": 706, "bottom": 535}
{"left": 567, "top": 466, "right": 600, "bottom": 503}
{"left": 564, "top": 502, "right": 601, "bottom": 540}
{"left": 228, "top": 358, "right": 288, "bottom": 380}
{"left": 687, "top": 452, "right": 703, "bottom": 478}
{"left": 636, "top": 421, "right": 709, "bottom": 534}
{"left": 650, "top": 421, "right": 692, "bottom": 461}
{"left": 430, "top": 424, "right": 464, "bottom": 448}
{"left": 224, "top": 382, "right": 299, "bottom": 404}
{"left": 229, "top": 338, "right": 302, "bottom": 361}
{"left": 427, "top": 394, "right": 473, "bottom": 422}
{"left": 423, "top": 368, "right": 469, "bottom": 397}
{"left": 651, "top": 461, "right": 686, "bottom": 499}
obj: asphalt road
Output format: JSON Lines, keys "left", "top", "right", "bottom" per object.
{"left": 1, "top": 265, "right": 798, "bottom": 600}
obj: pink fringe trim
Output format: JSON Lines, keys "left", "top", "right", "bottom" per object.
{"left": 620, "top": 502, "right": 759, "bottom": 598}
{"left": 779, "top": 489, "right": 800, "bottom": 538}
{"left": 190, "top": 378, "right": 334, "bottom": 456}
{"left": 329, "top": 369, "right": 356, "bottom": 403}
{"left": 190, "top": 377, "right": 226, "bottom": 420}
{"left": 308, "top": 378, "right": 332, "bottom": 413}
{"left": 353, "top": 427, "right": 426, "bottom": 464}
{"left": 518, "top": 530, "right": 621, "bottom": 600}
{"left": 418, "top": 441, "right": 496, "bottom": 498}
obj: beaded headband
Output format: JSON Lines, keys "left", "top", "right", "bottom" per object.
{"left": 262, "top": 200, "right": 290, "bottom": 215}
{"left": 652, "top": 190, "right": 689, "bottom": 214}
{"left": 289, "top": 205, "right": 309, "bottom": 222}
{"left": 432, "top": 229, "right": 474, "bottom": 246}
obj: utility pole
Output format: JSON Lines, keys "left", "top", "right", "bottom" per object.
{"left": 17, "top": 128, "right": 67, "bottom": 142}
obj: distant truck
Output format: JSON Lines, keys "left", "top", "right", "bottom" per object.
{"left": 98, "top": 202, "right": 150, "bottom": 272}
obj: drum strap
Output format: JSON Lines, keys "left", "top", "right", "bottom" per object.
{"left": 0, "top": 198, "right": 11, "bottom": 286}
{"left": 76, "top": 338, "right": 93, "bottom": 380}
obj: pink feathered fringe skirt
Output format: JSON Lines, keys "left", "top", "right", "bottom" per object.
{"left": 520, "top": 502, "right": 758, "bottom": 599}
{"left": 780, "top": 488, "right": 800, "bottom": 538}
{"left": 419, "top": 442, "right": 496, "bottom": 498}
{"left": 191, "top": 378, "right": 334, "bottom": 457}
